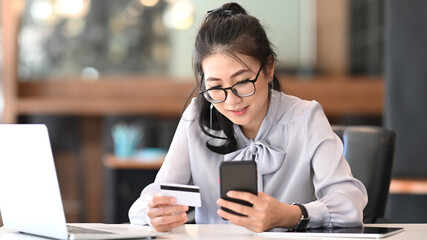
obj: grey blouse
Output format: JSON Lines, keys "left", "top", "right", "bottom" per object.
{"left": 129, "top": 90, "right": 368, "bottom": 228}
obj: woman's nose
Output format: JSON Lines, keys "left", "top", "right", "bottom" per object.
{"left": 224, "top": 89, "right": 242, "bottom": 105}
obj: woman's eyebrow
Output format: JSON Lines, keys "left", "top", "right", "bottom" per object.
{"left": 205, "top": 76, "right": 221, "bottom": 82}
{"left": 230, "top": 69, "right": 250, "bottom": 78}
{"left": 205, "top": 69, "right": 250, "bottom": 82}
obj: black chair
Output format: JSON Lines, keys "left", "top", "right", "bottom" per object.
{"left": 332, "top": 125, "right": 396, "bottom": 223}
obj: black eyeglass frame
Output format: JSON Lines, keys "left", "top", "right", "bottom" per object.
{"left": 199, "top": 63, "right": 264, "bottom": 104}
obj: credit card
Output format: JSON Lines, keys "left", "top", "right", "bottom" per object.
{"left": 160, "top": 183, "right": 201, "bottom": 207}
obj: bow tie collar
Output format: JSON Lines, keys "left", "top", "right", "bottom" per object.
{"left": 224, "top": 139, "right": 286, "bottom": 191}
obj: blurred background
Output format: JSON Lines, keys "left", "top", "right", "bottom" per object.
{"left": 1, "top": 0, "right": 426, "bottom": 225}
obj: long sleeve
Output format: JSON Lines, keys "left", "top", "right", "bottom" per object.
{"left": 128, "top": 104, "right": 194, "bottom": 225}
{"left": 303, "top": 101, "right": 368, "bottom": 228}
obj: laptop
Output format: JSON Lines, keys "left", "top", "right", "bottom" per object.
{"left": 0, "top": 124, "right": 164, "bottom": 239}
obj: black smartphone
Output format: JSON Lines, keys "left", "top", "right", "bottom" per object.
{"left": 219, "top": 161, "right": 258, "bottom": 217}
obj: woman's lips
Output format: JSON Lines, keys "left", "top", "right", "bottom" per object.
{"left": 229, "top": 106, "right": 248, "bottom": 116}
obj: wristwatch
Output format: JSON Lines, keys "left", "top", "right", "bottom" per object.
{"left": 291, "top": 203, "right": 310, "bottom": 230}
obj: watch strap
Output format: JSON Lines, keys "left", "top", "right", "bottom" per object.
{"left": 291, "top": 202, "right": 310, "bottom": 230}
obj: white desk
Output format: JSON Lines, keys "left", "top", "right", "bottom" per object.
{"left": 0, "top": 224, "right": 425, "bottom": 240}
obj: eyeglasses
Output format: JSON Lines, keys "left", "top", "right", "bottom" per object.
{"left": 199, "top": 63, "right": 263, "bottom": 104}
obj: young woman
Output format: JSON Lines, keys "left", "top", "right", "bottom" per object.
{"left": 129, "top": 2, "right": 367, "bottom": 233}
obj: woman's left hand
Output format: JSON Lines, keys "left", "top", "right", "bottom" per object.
{"left": 216, "top": 191, "right": 301, "bottom": 232}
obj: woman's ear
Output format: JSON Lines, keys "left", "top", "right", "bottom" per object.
{"left": 265, "top": 55, "right": 275, "bottom": 78}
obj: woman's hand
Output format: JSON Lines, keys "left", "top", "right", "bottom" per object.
{"left": 216, "top": 191, "right": 301, "bottom": 232}
{"left": 147, "top": 195, "right": 189, "bottom": 232}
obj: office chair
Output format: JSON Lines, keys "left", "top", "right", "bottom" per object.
{"left": 332, "top": 125, "right": 396, "bottom": 223}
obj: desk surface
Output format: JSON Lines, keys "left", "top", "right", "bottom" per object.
{"left": 0, "top": 224, "right": 425, "bottom": 240}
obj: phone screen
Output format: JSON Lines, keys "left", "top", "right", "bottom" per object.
{"left": 219, "top": 161, "right": 257, "bottom": 217}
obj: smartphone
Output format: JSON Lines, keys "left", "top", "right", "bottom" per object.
{"left": 219, "top": 161, "right": 258, "bottom": 217}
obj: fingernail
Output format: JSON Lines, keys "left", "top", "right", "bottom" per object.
{"left": 182, "top": 205, "right": 189, "bottom": 211}
{"left": 181, "top": 212, "right": 187, "bottom": 217}
{"left": 216, "top": 199, "right": 223, "bottom": 205}
{"left": 170, "top": 198, "right": 176, "bottom": 203}
{"left": 227, "top": 191, "right": 233, "bottom": 197}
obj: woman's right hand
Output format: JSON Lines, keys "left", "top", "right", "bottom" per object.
{"left": 146, "top": 195, "right": 189, "bottom": 232}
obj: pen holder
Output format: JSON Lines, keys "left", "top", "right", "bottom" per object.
{"left": 112, "top": 123, "right": 142, "bottom": 159}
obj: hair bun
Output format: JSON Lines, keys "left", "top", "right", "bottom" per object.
{"left": 207, "top": 2, "right": 247, "bottom": 16}
{"left": 222, "top": 2, "right": 247, "bottom": 15}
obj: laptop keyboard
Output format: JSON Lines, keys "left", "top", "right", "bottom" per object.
{"left": 67, "top": 225, "right": 115, "bottom": 234}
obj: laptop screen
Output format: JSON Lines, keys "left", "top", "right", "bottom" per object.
{"left": 0, "top": 124, "right": 69, "bottom": 239}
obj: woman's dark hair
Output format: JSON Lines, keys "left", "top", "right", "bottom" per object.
{"left": 191, "top": 2, "right": 281, "bottom": 154}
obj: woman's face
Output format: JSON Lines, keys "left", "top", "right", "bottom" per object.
{"left": 202, "top": 53, "right": 273, "bottom": 139}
